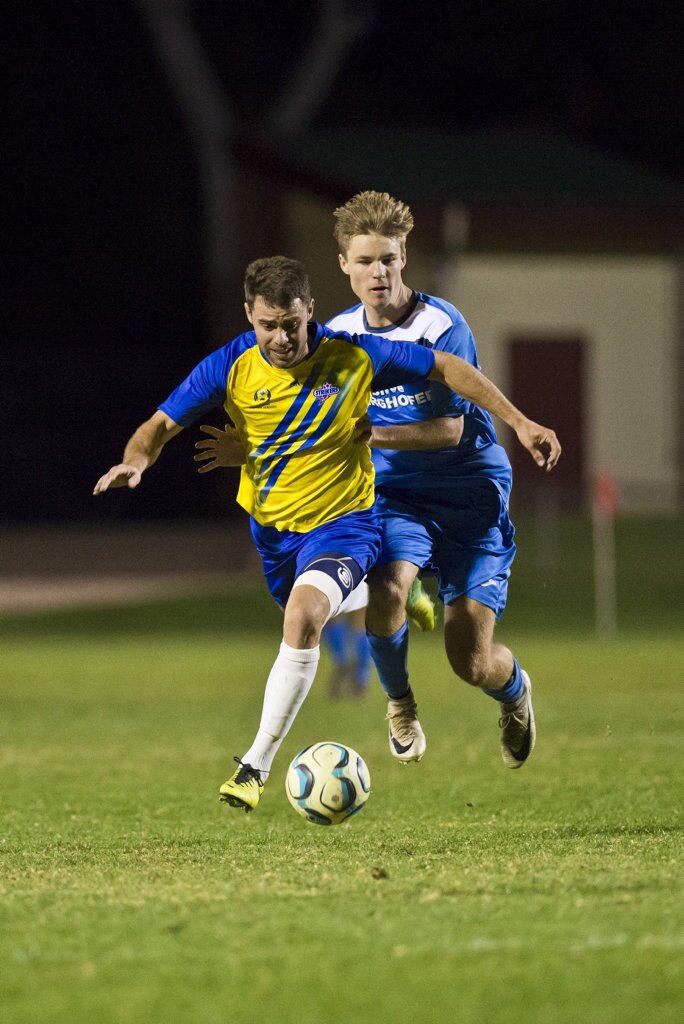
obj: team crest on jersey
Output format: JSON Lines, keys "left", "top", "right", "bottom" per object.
{"left": 313, "top": 382, "right": 339, "bottom": 405}
{"left": 253, "top": 388, "right": 272, "bottom": 405}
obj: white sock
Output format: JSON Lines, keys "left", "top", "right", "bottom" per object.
{"left": 240, "top": 641, "right": 320, "bottom": 775}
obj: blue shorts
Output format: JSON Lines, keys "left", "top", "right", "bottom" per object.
{"left": 250, "top": 506, "right": 383, "bottom": 608}
{"left": 375, "top": 479, "right": 516, "bottom": 618}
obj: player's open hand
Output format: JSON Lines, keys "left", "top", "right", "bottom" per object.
{"left": 194, "top": 424, "right": 246, "bottom": 472}
{"left": 516, "top": 420, "right": 562, "bottom": 472}
{"left": 93, "top": 464, "right": 142, "bottom": 494}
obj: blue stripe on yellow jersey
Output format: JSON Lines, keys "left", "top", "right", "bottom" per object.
{"left": 159, "top": 322, "right": 435, "bottom": 532}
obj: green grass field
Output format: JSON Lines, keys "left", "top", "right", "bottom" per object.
{"left": 1, "top": 516, "right": 682, "bottom": 1023}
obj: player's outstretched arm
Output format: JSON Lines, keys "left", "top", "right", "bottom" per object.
{"left": 367, "top": 415, "right": 464, "bottom": 451}
{"left": 93, "top": 410, "right": 183, "bottom": 494}
{"left": 193, "top": 424, "right": 246, "bottom": 473}
{"left": 429, "top": 351, "right": 561, "bottom": 471}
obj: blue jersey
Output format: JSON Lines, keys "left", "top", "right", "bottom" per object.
{"left": 327, "top": 292, "right": 512, "bottom": 499}
{"left": 159, "top": 322, "right": 435, "bottom": 532}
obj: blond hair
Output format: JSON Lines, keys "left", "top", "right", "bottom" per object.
{"left": 333, "top": 191, "right": 414, "bottom": 255}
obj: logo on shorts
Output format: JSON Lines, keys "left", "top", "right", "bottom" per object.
{"left": 313, "top": 382, "right": 340, "bottom": 405}
{"left": 480, "top": 579, "right": 496, "bottom": 588}
{"left": 337, "top": 565, "right": 353, "bottom": 590}
{"left": 253, "top": 388, "right": 272, "bottom": 406}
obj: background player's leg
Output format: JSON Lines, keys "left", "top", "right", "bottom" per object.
{"left": 365, "top": 560, "right": 418, "bottom": 695}
{"left": 366, "top": 561, "right": 426, "bottom": 763}
{"left": 322, "top": 580, "right": 371, "bottom": 699}
{"left": 349, "top": 606, "right": 371, "bottom": 696}
{"left": 322, "top": 615, "right": 352, "bottom": 699}
{"left": 443, "top": 597, "right": 514, "bottom": 690}
{"left": 443, "top": 597, "right": 534, "bottom": 768}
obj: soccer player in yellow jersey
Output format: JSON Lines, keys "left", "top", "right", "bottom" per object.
{"left": 94, "top": 256, "right": 560, "bottom": 812}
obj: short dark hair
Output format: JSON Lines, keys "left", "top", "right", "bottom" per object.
{"left": 244, "top": 256, "right": 311, "bottom": 310}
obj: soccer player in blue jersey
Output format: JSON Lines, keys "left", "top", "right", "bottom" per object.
{"left": 94, "top": 256, "right": 560, "bottom": 811}
{"left": 322, "top": 581, "right": 372, "bottom": 699}
{"left": 329, "top": 191, "right": 543, "bottom": 770}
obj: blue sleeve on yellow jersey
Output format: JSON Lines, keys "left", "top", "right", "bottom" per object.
{"left": 353, "top": 333, "right": 436, "bottom": 389}
{"left": 158, "top": 333, "right": 255, "bottom": 427}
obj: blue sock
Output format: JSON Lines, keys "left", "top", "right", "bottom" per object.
{"left": 366, "top": 622, "right": 410, "bottom": 699}
{"left": 484, "top": 659, "right": 524, "bottom": 703}
{"left": 324, "top": 619, "right": 349, "bottom": 665}
{"left": 353, "top": 630, "right": 371, "bottom": 687}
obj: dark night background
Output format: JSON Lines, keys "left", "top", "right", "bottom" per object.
{"left": 3, "top": 1, "right": 683, "bottom": 524}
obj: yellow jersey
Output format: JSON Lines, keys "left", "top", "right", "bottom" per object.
{"left": 159, "top": 323, "right": 435, "bottom": 532}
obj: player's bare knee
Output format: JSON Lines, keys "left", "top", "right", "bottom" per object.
{"left": 283, "top": 588, "right": 329, "bottom": 648}
{"left": 283, "top": 608, "right": 325, "bottom": 648}
{"left": 289, "top": 556, "right": 363, "bottom": 644}
{"left": 366, "top": 579, "right": 407, "bottom": 636}
{"left": 369, "top": 575, "right": 406, "bottom": 615}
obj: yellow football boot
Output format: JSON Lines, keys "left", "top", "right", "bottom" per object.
{"left": 405, "top": 578, "right": 436, "bottom": 631}
{"left": 219, "top": 758, "right": 264, "bottom": 812}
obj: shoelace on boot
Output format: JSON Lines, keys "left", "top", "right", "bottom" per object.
{"left": 231, "top": 756, "right": 262, "bottom": 785}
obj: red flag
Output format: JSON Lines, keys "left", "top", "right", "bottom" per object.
{"left": 593, "top": 474, "right": 620, "bottom": 516}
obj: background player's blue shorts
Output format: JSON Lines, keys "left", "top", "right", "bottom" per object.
{"left": 375, "top": 479, "right": 516, "bottom": 619}
{"left": 250, "top": 506, "right": 382, "bottom": 608}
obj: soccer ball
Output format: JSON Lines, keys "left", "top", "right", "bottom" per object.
{"left": 285, "top": 741, "right": 371, "bottom": 825}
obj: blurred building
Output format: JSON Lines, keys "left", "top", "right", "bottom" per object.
{"left": 3, "top": 127, "right": 682, "bottom": 524}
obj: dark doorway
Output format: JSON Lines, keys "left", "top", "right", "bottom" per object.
{"left": 507, "top": 336, "right": 586, "bottom": 511}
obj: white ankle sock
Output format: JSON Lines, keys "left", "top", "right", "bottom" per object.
{"left": 240, "top": 641, "right": 320, "bottom": 775}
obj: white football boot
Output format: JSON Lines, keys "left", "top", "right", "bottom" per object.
{"left": 499, "top": 670, "right": 536, "bottom": 768}
{"left": 386, "top": 688, "right": 426, "bottom": 763}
